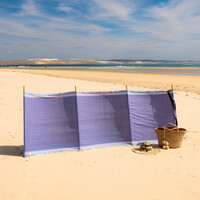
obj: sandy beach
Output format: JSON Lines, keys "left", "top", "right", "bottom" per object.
{"left": 0, "top": 69, "right": 200, "bottom": 200}
{"left": 3, "top": 68, "right": 200, "bottom": 94}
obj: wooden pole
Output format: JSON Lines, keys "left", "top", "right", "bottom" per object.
{"left": 171, "top": 84, "right": 174, "bottom": 90}
{"left": 23, "top": 85, "right": 25, "bottom": 156}
{"left": 75, "top": 85, "right": 77, "bottom": 91}
{"left": 126, "top": 85, "right": 128, "bottom": 90}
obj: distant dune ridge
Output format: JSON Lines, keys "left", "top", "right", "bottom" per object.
{"left": 0, "top": 58, "right": 199, "bottom": 65}
{"left": 0, "top": 59, "right": 121, "bottom": 65}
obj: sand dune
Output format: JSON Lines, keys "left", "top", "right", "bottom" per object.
{"left": 0, "top": 59, "right": 121, "bottom": 65}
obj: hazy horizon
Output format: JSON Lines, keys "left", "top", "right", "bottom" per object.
{"left": 0, "top": 58, "right": 200, "bottom": 63}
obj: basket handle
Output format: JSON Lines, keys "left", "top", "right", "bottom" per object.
{"left": 163, "top": 123, "right": 178, "bottom": 129}
{"left": 163, "top": 123, "right": 179, "bottom": 140}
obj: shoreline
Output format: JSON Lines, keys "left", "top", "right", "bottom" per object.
{"left": 1, "top": 66, "right": 200, "bottom": 75}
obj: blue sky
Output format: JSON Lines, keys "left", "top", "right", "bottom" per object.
{"left": 0, "top": 0, "right": 200, "bottom": 60}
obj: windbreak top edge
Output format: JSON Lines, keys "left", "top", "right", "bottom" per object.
{"left": 24, "top": 89, "right": 173, "bottom": 97}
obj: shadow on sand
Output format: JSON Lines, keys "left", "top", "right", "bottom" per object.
{"left": 0, "top": 145, "right": 24, "bottom": 157}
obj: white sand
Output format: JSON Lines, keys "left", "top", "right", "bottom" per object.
{"left": 0, "top": 71, "right": 200, "bottom": 200}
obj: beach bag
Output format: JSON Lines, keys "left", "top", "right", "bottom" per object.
{"left": 155, "top": 123, "right": 186, "bottom": 148}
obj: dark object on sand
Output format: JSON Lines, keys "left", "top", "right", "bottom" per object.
{"left": 132, "top": 142, "right": 161, "bottom": 155}
{"left": 140, "top": 141, "right": 153, "bottom": 152}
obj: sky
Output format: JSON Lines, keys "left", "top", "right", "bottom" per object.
{"left": 0, "top": 0, "right": 200, "bottom": 60}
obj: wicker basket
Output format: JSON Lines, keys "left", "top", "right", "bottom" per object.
{"left": 155, "top": 123, "right": 186, "bottom": 148}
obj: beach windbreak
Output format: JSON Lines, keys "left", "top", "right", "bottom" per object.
{"left": 24, "top": 90, "right": 177, "bottom": 156}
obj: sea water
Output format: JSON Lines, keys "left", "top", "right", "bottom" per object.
{"left": 1, "top": 63, "right": 200, "bottom": 76}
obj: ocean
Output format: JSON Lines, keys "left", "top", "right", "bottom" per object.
{"left": 1, "top": 63, "right": 200, "bottom": 76}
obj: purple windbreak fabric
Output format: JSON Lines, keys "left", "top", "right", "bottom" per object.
{"left": 24, "top": 90, "right": 177, "bottom": 156}
{"left": 24, "top": 92, "right": 79, "bottom": 155}
{"left": 128, "top": 91, "right": 176, "bottom": 143}
{"left": 77, "top": 91, "right": 131, "bottom": 150}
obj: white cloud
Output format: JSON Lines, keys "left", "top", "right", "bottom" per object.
{"left": 57, "top": 5, "right": 72, "bottom": 13}
{"left": 137, "top": 0, "right": 200, "bottom": 41}
{"left": 0, "top": 3, "right": 110, "bottom": 42}
{"left": 92, "top": 0, "right": 134, "bottom": 20}
{"left": 0, "top": 17, "right": 42, "bottom": 38}
{"left": 16, "top": 0, "right": 40, "bottom": 16}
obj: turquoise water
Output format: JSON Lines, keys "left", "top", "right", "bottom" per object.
{"left": 1, "top": 63, "right": 200, "bottom": 76}
{"left": 1, "top": 63, "right": 200, "bottom": 68}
